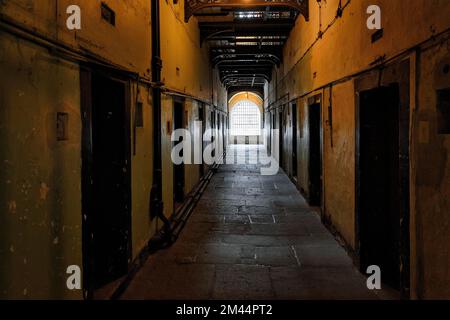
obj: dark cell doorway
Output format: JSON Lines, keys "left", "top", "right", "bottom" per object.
{"left": 211, "top": 111, "right": 216, "bottom": 158}
{"left": 173, "top": 101, "right": 185, "bottom": 206}
{"left": 270, "top": 113, "right": 275, "bottom": 156}
{"left": 278, "top": 110, "right": 283, "bottom": 169}
{"left": 292, "top": 103, "right": 298, "bottom": 179}
{"left": 308, "top": 103, "right": 322, "bottom": 206}
{"left": 85, "top": 72, "right": 132, "bottom": 290}
{"left": 358, "top": 85, "right": 406, "bottom": 292}
{"left": 222, "top": 114, "right": 225, "bottom": 150}
{"left": 199, "top": 104, "right": 205, "bottom": 177}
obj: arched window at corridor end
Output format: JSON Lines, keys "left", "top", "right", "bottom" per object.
{"left": 230, "top": 100, "right": 262, "bottom": 136}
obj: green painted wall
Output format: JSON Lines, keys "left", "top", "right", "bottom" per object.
{"left": 0, "top": 31, "right": 83, "bottom": 299}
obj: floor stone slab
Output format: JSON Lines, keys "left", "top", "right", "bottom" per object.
{"left": 122, "top": 145, "right": 380, "bottom": 300}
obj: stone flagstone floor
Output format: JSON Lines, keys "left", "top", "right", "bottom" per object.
{"left": 121, "top": 145, "right": 377, "bottom": 300}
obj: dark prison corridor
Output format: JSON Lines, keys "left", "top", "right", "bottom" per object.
{"left": 1, "top": 0, "right": 450, "bottom": 302}
{"left": 122, "top": 145, "right": 375, "bottom": 300}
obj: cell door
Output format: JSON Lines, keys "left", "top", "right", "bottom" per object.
{"left": 278, "top": 111, "right": 283, "bottom": 168}
{"left": 358, "top": 85, "right": 404, "bottom": 291}
{"left": 81, "top": 70, "right": 132, "bottom": 291}
{"left": 173, "top": 101, "right": 185, "bottom": 206}
{"left": 199, "top": 104, "right": 205, "bottom": 176}
{"left": 308, "top": 103, "right": 322, "bottom": 206}
{"left": 292, "top": 103, "right": 298, "bottom": 179}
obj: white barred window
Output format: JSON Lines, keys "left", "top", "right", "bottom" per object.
{"left": 230, "top": 100, "right": 261, "bottom": 136}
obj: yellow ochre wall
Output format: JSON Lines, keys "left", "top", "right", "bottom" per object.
{"left": 268, "top": 0, "right": 450, "bottom": 298}
{"left": 159, "top": 0, "right": 227, "bottom": 219}
{"left": 0, "top": 30, "right": 83, "bottom": 299}
{"left": 0, "top": 0, "right": 225, "bottom": 299}
{"left": 0, "top": 0, "right": 155, "bottom": 299}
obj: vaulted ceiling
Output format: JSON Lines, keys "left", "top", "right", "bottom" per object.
{"left": 185, "top": 0, "right": 309, "bottom": 97}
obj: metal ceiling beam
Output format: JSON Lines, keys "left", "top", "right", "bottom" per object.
{"left": 220, "top": 67, "right": 273, "bottom": 72}
{"left": 225, "top": 80, "right": 266, "bottom": 86}
{"left": 220, "top": 66, "right": 272, "bottom": 72}
{"left": 220, "top": 70, "right": 272, "bottom": 78}
{"left": 202, "top": 29, "right": 290, "bottom": 42}
{"left": 217, "top": 59, "right": 276, "bottom": 67}
{"left": 199, "top": 20, "right": 295, "bottom": 29}
{"left": 221, "top": 72, "right": 272, "bottom": 80}
{"left": 185, "top": 0, "right": 309, "bottom": 22}
{"left": 211, "top": 45, "right": 283, "bottom": 54}
{"left": 219, "top": 65, "right": 273, "bottom": 71}
{"left": 225, "top": 82, "right": 266, "bottom": 88}
{"left": 224, "top": 78, "right": 266, "bottom": 87}
{"left": 218, "top": 60, "right": 274, "bottom": 66}
{"left": 191, "top": 1, "right": 306, "bottom": 94}
{"left": 222, "top": 73, "right": 270, "bottom": 82}
{"left": 213, "top": 54, "right": 281, "bottom": 67}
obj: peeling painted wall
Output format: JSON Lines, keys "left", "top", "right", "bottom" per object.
{"left": 267, "top": 0, "right": 450, "bottom": 298}
{"left": 0, "top": 0, "right": 225, "bottom": 299}
{"left": 130, "top": 84, "right": 154, "bottom": 259}
{"left": 160, "top": 1, "right": 209, "bottom": 100}
{"left": 413, "top": 44, "right": 450, "bottom": 299}
{"left": 0, "top": 30, "right": 82, "bottom": 299}
{"left": 159, "top": 0, "right": 226, "bottom": 221}
{"left": 184, "top": 99, "right": 201, "bottom": 194}
{"left": 322, "top": 82, "right": 356, "bottom": 247}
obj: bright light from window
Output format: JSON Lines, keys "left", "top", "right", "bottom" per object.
{"left": 230, "top": 100, "right": 261, "bottom": 136}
